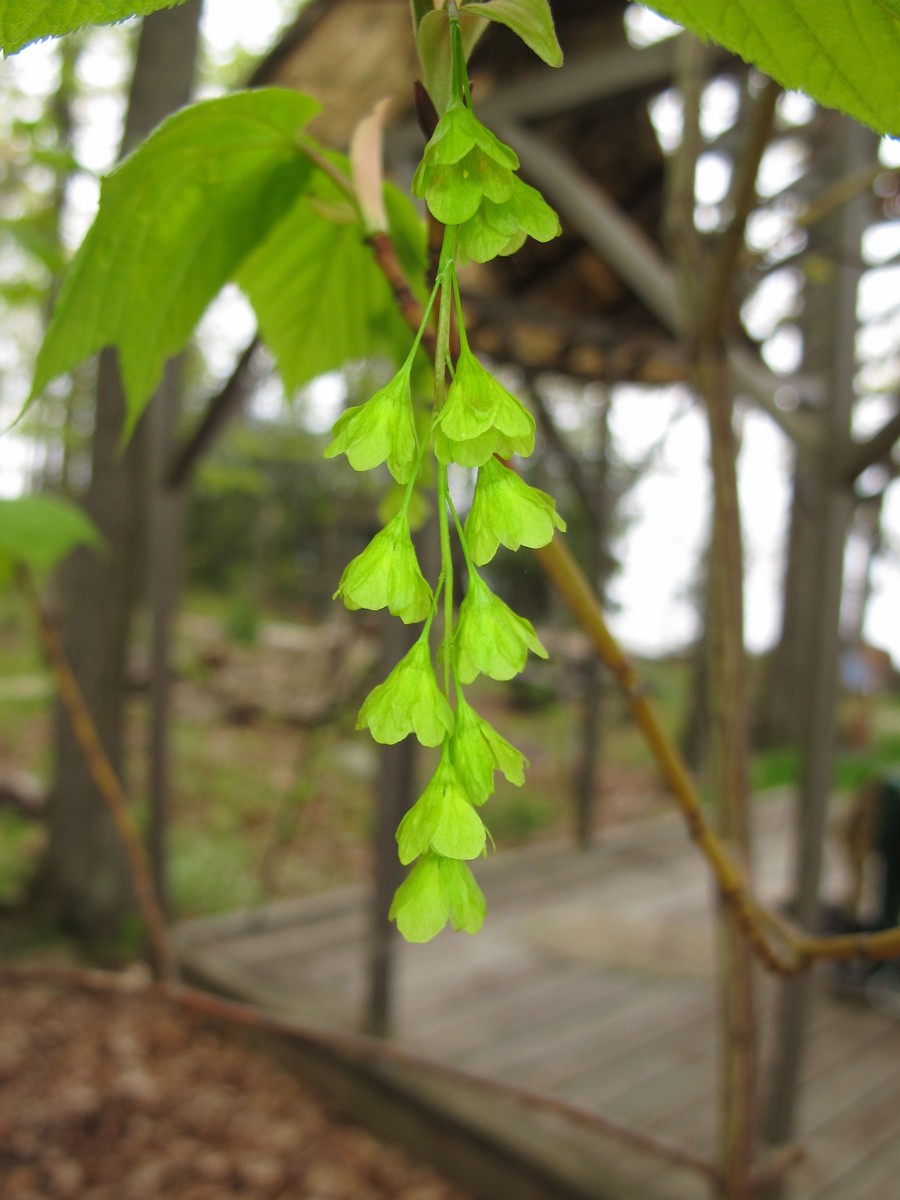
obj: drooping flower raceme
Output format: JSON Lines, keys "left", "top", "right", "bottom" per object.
{"left": 325, "top": 5, "right": 565, "bottom": 942}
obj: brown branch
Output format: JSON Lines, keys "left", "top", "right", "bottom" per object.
{"left": 839, "top": 400, "right": 900, "bottom": 485}
{"left": 18, "top": 571, "right": 175, "bottom": 982}
{"left": 369, "top": 232, "right": 426, "bottom": 335}
{"left": 533, "top": 538, "right": 800, "bottom": 977}
{"left": 167, "top": 339, "right": 261, "bottom": 489}
{"left": 741, "top": 163, "right": 896, "bottom": 272}
{"left": 701, "top": 78, "right": 781, "bottom": 335}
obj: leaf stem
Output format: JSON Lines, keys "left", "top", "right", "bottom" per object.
{"left": 447, "top": 1, "right": 472, "bottom": 108}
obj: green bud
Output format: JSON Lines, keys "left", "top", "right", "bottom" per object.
{"left": 396, "top": 745, "right": 487, "bottom": 864}
{"left": 454, "top": 569, "right": 547, "bottom": 683}
{"left": 389, "top": 852, "right": 486, "bottom": 942}
{"left": 464, "top": 456, "right": 566, "bottom": 565}
{"left": 323, "top": 366, "right": 418, "bottom": 483}
{"left": 334, "top": 511, "right": 433, "bottom": 624}
{"left": 450, "top": 693, "right": 528, "bottom": 803}
{"left": 357, "top": 636, "right": 453, "bottom": 747}
{"left": 435, "top": 348, "right": 534, "bottom": 466}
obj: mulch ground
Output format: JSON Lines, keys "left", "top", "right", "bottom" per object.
{"left": 0, "top": 977, "right": 474, "bottom": 1200}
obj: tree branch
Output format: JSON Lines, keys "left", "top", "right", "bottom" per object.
{"left": 839, "top": 400, "right": 900, "bottom": 485}
{"left": 19, "top": 571, "right": 175, "bottom": 981}
{"left": 166, "top": 339, "right": 261, "bottom": 490}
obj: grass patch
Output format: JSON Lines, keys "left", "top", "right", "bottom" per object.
{"left": 0, "top": 814, "right": 45, "bottom": 905}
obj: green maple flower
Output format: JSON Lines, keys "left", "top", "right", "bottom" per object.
{"left": 334, "top": 511, "right": 432, "bottom": 624}
{"left": 464, "top": 456, "right": 566, "bottom": 565}
{"left": 323, "top": 365, "right": 418, "bottom": 484}
{"left": 435, "top": 347, "right": 534, "bottom": 467}
{"left": 413, "top": 100, "right": 519, "bottom": 225}
{"left": 412, "top": 99, "right": 559, "bottom": 261}
{"left": 449, "top": 694, "right": 528, "bottom": 804}
{"left": 457, "top": 177, "right": 560, "bottom": 264}
{"left": 357, "top": 635, "right": 453, "bottom": 747}
{"left": 454, "top": 569, "right": 547, "bottom": 684}
{"left": 389, "top": 852, "right": 486, "bottom": 942}
{"left": 396, "top": 745, "right": 487, "bottom": 865}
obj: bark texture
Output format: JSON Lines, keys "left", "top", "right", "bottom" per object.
{"left": 38, "top": 2, "right": 203, "bottom": 942}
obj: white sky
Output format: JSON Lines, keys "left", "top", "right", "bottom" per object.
{"left": 2, "top": 1, "right": 900, "bottom": 664}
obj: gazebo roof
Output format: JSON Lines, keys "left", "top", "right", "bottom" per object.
{"left": 253, "top": 0, "right": 702, "bottom": 385}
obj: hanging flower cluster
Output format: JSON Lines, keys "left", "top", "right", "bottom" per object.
{"left": 413, "top": 99, "right": 560, "bottom": 263}
{"left": 325, "top": 4, "right": 564, "bottom": 942}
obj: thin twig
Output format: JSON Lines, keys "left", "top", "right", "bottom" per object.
{"left": 701, "top": 78, "right": 781, "bottom": 334}
{"left": 18, "top": 570, "right": 176, "bottom": 982}
{"left": 839, "top": 400, "right": 900, "bottom": 485}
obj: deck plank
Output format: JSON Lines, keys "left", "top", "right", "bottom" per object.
{"left": 174, "top": 790, "right": 900, "bottom": 1200}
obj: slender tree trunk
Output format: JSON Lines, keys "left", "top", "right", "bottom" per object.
{"left": 662, "top": 42, "right": 778, "bottom": 1196}
{"left": 38, "top": 1, "right": 203, "bottom": 943}
{"left": 762, "top": 115, "right": 877, "bottom": 1172}
{"left": 147, "top": 357, "right": 187, "bottom": 916}
{"left": 700, "top": 346, "right": 757, "bottom": 1200}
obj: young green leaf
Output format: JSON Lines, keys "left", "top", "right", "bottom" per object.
{"left": 0, "top": 0, "right": 189, "bottom": 54}
{"left": 238, "top": 177, "right": 425, "bottom": 397}
{"left": 460, "top": 0, "right": 563, "bottom": 69}
{"left": 641, "top": 1, "right": 900, "bottom": 138}
{"left": 416, "top": 8, "right": 490, "bottom": 115}
{"left": 30, "top": 90, "right": 321, "bottom": 436}
{"left": 0, "top": 494, "right": 101, "bottom": 587}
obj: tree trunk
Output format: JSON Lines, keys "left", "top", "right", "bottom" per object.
{"left": 38, "top": 1, "right": 203, "bottom": 944}
{"left": 762, "top": 115, "right": 878, "bottom": 1170}
{"left": 700, "top": 346, "right": 757, "bottom": 1200}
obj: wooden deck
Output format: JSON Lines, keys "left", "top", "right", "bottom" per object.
{"left": 174, "top": 792, "right": 900, "bottom": 1200}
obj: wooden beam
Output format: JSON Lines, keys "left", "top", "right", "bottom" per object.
{"left": 497, "top": 120, "right": 818, "bottom": 450}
